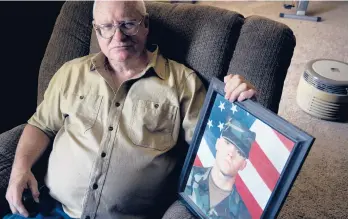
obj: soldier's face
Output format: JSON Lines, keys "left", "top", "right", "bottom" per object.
{"left": 215, "top": 137, "right": 247, "bottom": 177}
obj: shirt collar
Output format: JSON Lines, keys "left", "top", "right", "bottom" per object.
{"left": 90, "top": 45, "right": 166, "bottom": 80}
{"left": 146, "top": 46, "right": 166, "bottom": 80}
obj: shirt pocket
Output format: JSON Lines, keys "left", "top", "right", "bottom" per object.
{"left": 62, "top": 93, "right": 103, "bottom": 132}
{"left": 129, "top": 99, "right": 178, "bottom": 151}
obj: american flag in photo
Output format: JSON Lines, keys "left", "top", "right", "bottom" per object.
{"left": 193, "top": 94, "right": 295, "bottom": 219}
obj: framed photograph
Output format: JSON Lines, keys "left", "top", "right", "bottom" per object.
{"left": 178, "top": 77, "right": 315, "bottom": 219}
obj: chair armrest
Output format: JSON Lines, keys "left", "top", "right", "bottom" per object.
{"left": 162, "top": 200, "right": 196, "bottom": 219}
{"left": 0, "top": 124, "right": 26, "bottom": 217}
{"left": 228, "top": 15, "right": 296, "bottom": 114}
{"left": 0, "top": 124, "right": 26, "bottom": 189}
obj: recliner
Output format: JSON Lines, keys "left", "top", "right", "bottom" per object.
{"left": 0, "top": 2, "right": 295, "bottom": 218}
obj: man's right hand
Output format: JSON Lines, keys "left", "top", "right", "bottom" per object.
{"left": 5, "top": 124, "right": 50, "bottom": 217}
{"left": 5, "top": 169, "right": 40, "bottom": 217}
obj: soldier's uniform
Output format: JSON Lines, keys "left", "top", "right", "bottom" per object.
{"left": 185, "top": 118, "right": 256, "bottom": 219}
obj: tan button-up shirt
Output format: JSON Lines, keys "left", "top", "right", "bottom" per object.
{"left": 28, "top": 47, "right": 206, "bottom": 219}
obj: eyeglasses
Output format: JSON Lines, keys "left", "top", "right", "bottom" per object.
{"left": 93, "top": 17, "right": 144, "bottom": 39}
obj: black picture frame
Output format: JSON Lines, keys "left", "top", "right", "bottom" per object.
{"left": 178, "top": 77, "right": 315, "bottom": 219}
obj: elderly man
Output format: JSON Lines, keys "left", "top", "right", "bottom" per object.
{"left": 5, "top": 1, "right": 256, "bottom": 219}
{"left": 185, "top": 118, "right": 256, "bottom": 218}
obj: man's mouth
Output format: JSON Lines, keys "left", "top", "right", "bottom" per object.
{"left": 224, "top": 157, "right": 233, "bottom": 166}
{"left": 110, "top": 45, "right": 132, "bottom": 50}
{"left": 116, "top": 45, "right": 132, "bottom": 48}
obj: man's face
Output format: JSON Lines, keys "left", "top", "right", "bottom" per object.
{"left": 94, "top": 1, "right": 149, "bottom": 62}
{"left": 215, "top": 137, "right": 247, "bottom": 178}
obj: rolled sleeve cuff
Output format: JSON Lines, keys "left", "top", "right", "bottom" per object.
{"left": 27, "top": 116, "right": 56, "bottom": 139}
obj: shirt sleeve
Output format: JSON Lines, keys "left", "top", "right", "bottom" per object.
{"left": 179, "top": 72, "right": 207, "bottom": 145}
{"left": 27, "top": 66, "right": 65, "bottom": 139}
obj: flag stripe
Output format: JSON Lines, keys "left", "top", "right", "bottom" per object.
{"left": 273, "top": 130, "right": 295, "bottom": 152}
{"left": 235, "top": 175, "right": 263, "bottom": 219}
{"left": 238, "top": 160, "right": 272, "bottom": 209}
{"left": 248, "top": 141, "right": 280, "bottom": 191}
{"left": 197, "top": 137, "right": 215, "bottom": 167}
{"left": 250, "top": 120, "right": 290, "bottom": 173}
{"left": 193, "top": 156, "right": 203, "bottom": 167}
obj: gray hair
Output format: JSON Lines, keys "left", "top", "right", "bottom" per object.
{"left": 93, "top": 0, "right": 147, "bottom": 19}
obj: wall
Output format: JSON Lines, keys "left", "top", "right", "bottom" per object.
{"left": 0, "top": 2, "right": 65, "bottom": 134}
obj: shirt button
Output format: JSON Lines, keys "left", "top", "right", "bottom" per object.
{"left": 154, "top": 103, "right": 159, "bottom": 108}
{"left": 115, "top": 102, "right": 120, "bottom": 107}
{"left": 93, "top": 183, "right": 98, "bottom": 190}
{"left": 101, "top": 152, "right": 106, "bottom": 158}
{"left": 85, "top": 216, "right": 90, "bottom": 219}
{"left": 79, "top": 95, "right": 84, "bottom": 100}
{"left": 108, "top": 126, "right": 113, "bottom": 131}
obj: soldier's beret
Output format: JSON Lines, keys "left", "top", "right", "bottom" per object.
{"left": 221, "top": 118, "right": 256, "bottom": 158}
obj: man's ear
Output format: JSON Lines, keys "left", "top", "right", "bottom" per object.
{"left": 240, "top": 160, "right": 247, "bottom": 171}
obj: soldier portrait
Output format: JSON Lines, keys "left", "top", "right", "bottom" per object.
{"left": 180, "top": 86, "right": 313, "bottom": 219}
{"left": 185, "top": 118, "right": 256, "bottom": 219}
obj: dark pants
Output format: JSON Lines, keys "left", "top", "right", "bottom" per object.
{"left": 3, "top": 195, "right": 74, "bottom": 219}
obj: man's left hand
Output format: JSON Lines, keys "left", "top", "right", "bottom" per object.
{"left": 224, "top": 74, "right": 256, "bottom": 102}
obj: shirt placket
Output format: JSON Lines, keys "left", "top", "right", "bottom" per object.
{"left": 81, "top": 84, "right": 127, "bottom": 219}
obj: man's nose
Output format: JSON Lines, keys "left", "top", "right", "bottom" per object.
{"left": 112, "top": 28, "right": 126, "bottom": 41}
{"left": 227, "top": 148, "right": 236, "bottom": 157}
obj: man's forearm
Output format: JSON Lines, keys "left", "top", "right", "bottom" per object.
{"left": 12, "top": 124, "right": 51, "bottom": 173}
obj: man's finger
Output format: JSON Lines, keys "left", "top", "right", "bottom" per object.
{"left": 224, "top": 77, "right": 242, "bottom": 100}
{"left": 224, "top": 74, "right": 234, "bottom": 83}
{"left": 7, "top": 194, "right": 19, "bottom": 215}
{"left": 237, "top": 89, "right": 256, "bottom": 102}
{"left": 7, "top": 190, "right": 19, "bottom": 214}
{"left": 13, "top": 198, "right": 29, "bottom": 218}
{"left": 9, "top": 203, "right": 19, "bottom": 214}
{"left": 28, "top": 177, "right": 40, "bottom": 203}
{"left": 227, "top": 75, "right": 243, "bottom": 90}
{"left": 229, "top": 83, "right": 248, "bottom": 102}
{"left": 12, "top": 186, "right": 29, "bottom": 217}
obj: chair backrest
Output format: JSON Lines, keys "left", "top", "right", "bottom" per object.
{"left": 228, "top": 16, "right": 296, "bottom": 113}
{"left": 145, "top": 2, "right": 244, "bottom": 87}
{"left": 37, "top": 1, "right": 94, "bottom": 105}
{"left": 37, "top": 1, "right": 244, "bottom": 105}
{"left": 38, "top": 2, "right": 295, "bottom": 114}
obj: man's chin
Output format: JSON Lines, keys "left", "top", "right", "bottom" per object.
{"left": 220, "top": 170, "right": 233, "bottom": 178}
{"left": 108, "top": 50, "right": 134, "bottom": 61}
{"left": 109, "top": 54, "right": 132, "bottom": 62}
